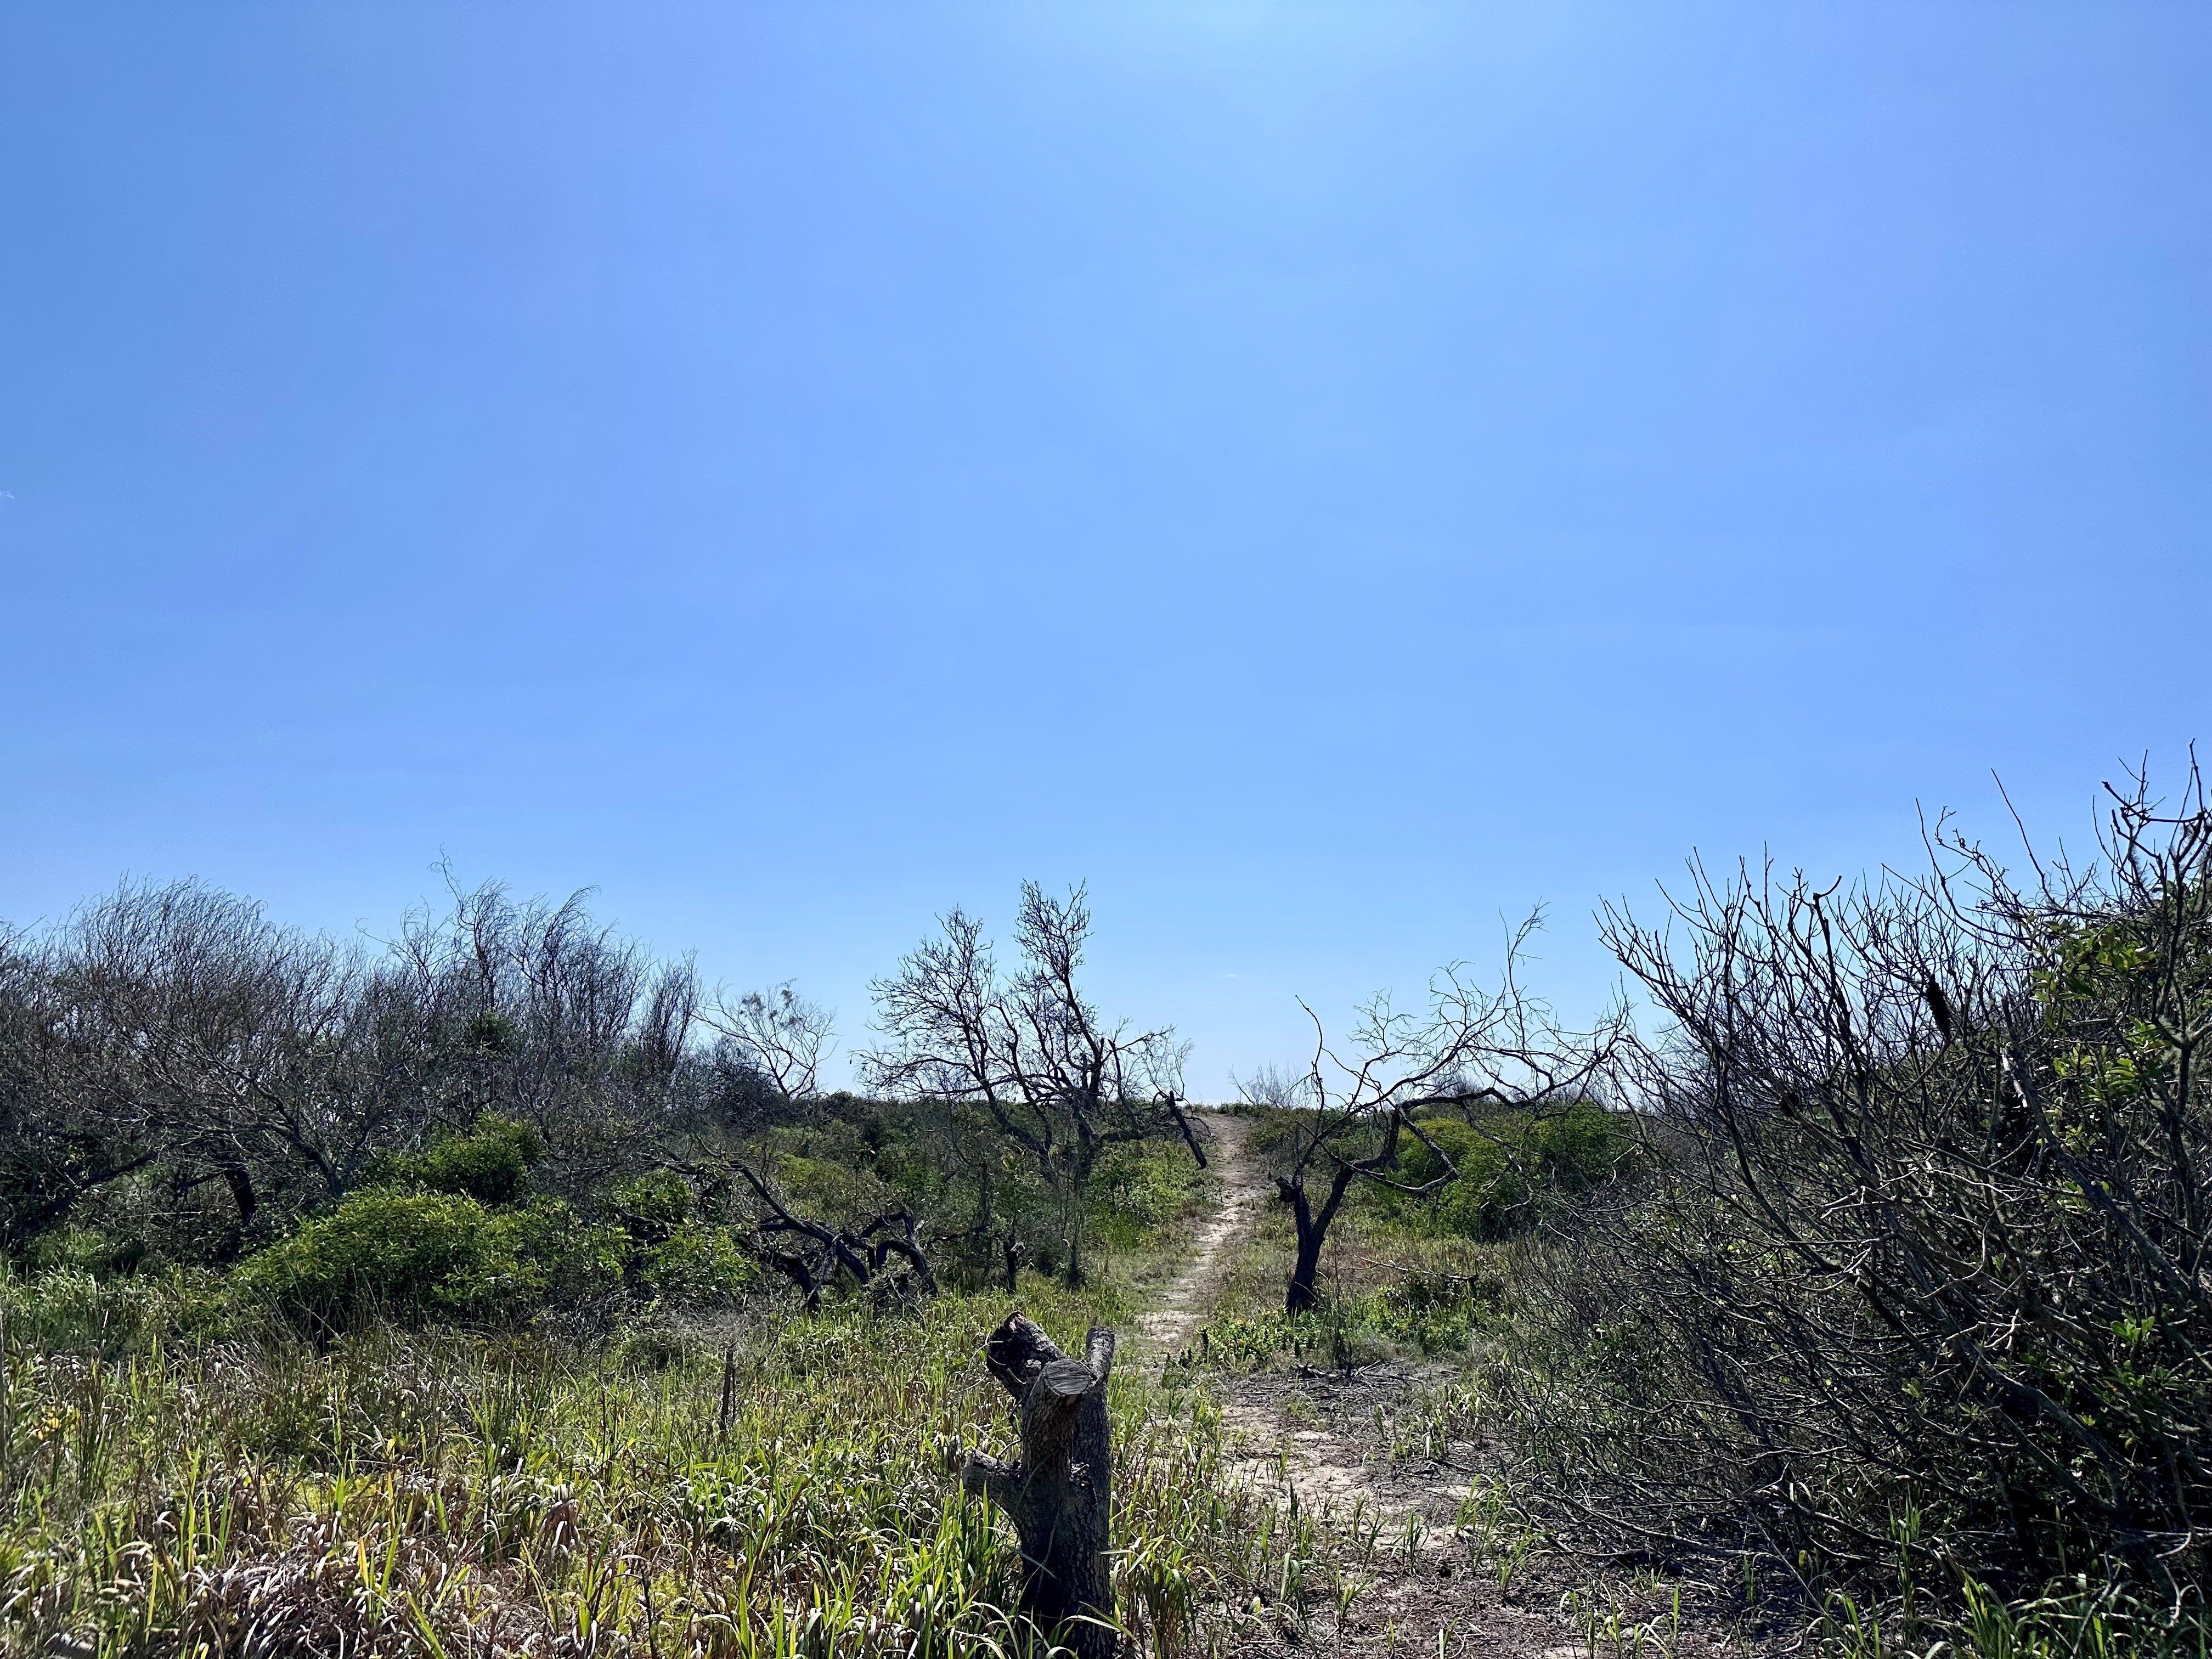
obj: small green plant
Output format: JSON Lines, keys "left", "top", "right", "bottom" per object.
{"left": 1566, "top": 1586, "right": 1685, "bottom": 1659}
{"left": 1400, "top": 1508, "right": 1426, "bottom": 1565}
{"left": 1458, "top": 1476, "right": 1541, "bottom": 1596}
{"left": 1333, "top": 1564, "right": 1372, "bottom": 1635}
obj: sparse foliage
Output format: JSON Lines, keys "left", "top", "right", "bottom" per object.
{"left": 866, "top": 882, "right": 1203, "bottom": 1284}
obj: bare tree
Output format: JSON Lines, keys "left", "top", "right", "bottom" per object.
{"left": 1251, "top": 917, "right": 1618, "bottom": 1313}
{"left": 866, "top": 883, "right": 1203, "bottom": 1285}
{"left": 1, "top": 875, "right": 710, "bottom": 1260}
{"left": 682, "top": 980, "right": 944, "bottom": 1307}
{"left": 377, "top": 876, "right": 698, "bottom": 1192}
{"left": 55, "top": 881, "right": 376, "bottom": 1249}
{"left": 702, "top": 981, "right": 833, "bottom": 1111}
{"left": 0, "top": 927, "right": 161, "bottom": 1250}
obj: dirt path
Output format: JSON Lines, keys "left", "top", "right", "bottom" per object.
{"left": 1134, "top": 1114, "right": 1449, "bottom": 1528}
{"left": 1144, "top": 1118, "right": 1441, "bottom": 1525}
{"left": 1135, "top": 1114, "right": 1748, "bottom": 1658}
{"left": 1138, "top": 1115, "right": 1551, "bottom": 1652}
{"left": 1133, "top": 1110, "right": 1267, "bottom": 1367}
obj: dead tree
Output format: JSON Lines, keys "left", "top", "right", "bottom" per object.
{"left": 731, "top": 1161, "right": 937, "bottom": 1307}
{"left": 960, "top": 1313, "right": 1119, "bottom": 1659}
{"left": 856, "top": 1208, "right": 937, "bottom": 1295}
{"left": 702, "top": 981, "right": 832, "bottom": 1113}
{"left": 1250, "top": 915, "right": 1620, "bottom": 1313}
{"left": 867, "top": 882, "right": 1205, "bottom": 1285}
{"left": 695, "top": 991, "right": 949, "bottom": 1306}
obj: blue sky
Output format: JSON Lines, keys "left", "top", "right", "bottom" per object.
{"left": 3, "top": 3, "right": 2208, "bottom": 1092}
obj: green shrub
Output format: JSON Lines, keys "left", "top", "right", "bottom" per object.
{"left": 1385, "top": 1102, "right": 1633, "bottom": 1239}
{"left": 0, "top": 1266, "right": 227, "bottom": 1355}
{"left": 1373, "top": 1271, "right": 1486, "bottom": 1353}
{"left": 1091, "top": 1140, "right": 1207, "bottom": 1250}
{"left": 609, "top": 1169, "right": 693, "bottom": 1244}
{"left": 23, "top": 1224, "right": 153, "bottom": 1278}
{"left": 1186, "top": 1272, "right": 1488, "bottom": 1373}
{"left": 609, "top": 1317, "right": 694, "bottom": 1372}
{"left": 637, "top": 1222, "right": 757, "bottom": 1307}
{"left": 232, "top": 1188, "right": 622, "bottom": 1327}
{"left": 367, "top": 1114, "right": 544, "bottom": 1206}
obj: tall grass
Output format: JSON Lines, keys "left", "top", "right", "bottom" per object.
{"left": 0, "top": 1280, "right": 1301, "bottom": 1657}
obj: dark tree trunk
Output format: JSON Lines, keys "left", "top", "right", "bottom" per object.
{"left": 1000, "top": 1232, "right": 1027, "bottom": 1293}
{"left": 1063, "top": 1186, "right": 1087, "bottom": 1287}
{"left": 1285, "top": 1211, "right": 1323, "bottom": 1313}
{"left": 221, "top": 1161, "right": 259, "bottom": 1228}
{"left": 757, "top": 1246, "right": 827, "bottom": 1311}
{"left": 213, "top": 1160, "right": 261, "bottom": 1263}
{"left": 961, "top": 1313, "right": 1118, "bottom": 1659}
{"left": 1278, "top": 1165, "right": 1357, "bottom": 1315}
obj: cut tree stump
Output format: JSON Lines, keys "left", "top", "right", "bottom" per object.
{"left": 960, "top": 1312, "right": 1119, "bottom": 1659}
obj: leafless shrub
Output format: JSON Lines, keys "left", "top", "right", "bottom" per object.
{"left": 0, "top": 874, "right": 712, "bottom": 1260}
{"left": 1500, "top": 769, "right": 2212, "bottom": 1613}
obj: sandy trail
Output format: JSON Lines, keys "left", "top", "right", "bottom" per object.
{"left": 1127, "top": 1112, "right": 1465, "bottom": 1534}
{"left": 1130, "top": 1114, "right": 1432, "bottom": 1522}
{"left": 1143, "top": 1115, "right": 1459, "bottom": 1531}
{"left": 1133, "top": 1111, "right": 1267, "bottom": 1367}
{"left": 1134, "top": 1114, "right": 1739, "bottom": 1658}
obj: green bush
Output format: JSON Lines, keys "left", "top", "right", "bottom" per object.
{"left": 24, "top": 1224, "right": 153, "bottom": 1278}
{"left": 1373, "top": 1271, "right": 1487, "bottom": 1353}
{"left": 636, "top": 1222, "right": 757, "bottom": 1307}
{"left": 609, "top": 1169, "right": 693, "bottom": 1244}
{"left": 1385, "top": 1102, "right": 1633, "bottom": 1239}
{"left": 0, "top": 1266, "right": 227, "bottom": 1355}
{"left": 367, "top": 1114, "right": 544, "bottom": 1206}
{"left": 1091, "top": 1140, "right": 1206, "bottom": 1250}
{"left": 232, "top": 1188, "right": 622, "bottom": 1326}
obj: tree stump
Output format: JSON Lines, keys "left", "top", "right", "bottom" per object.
{"left": 960, "top": 1312, "right": 1118, "bottom": 1659}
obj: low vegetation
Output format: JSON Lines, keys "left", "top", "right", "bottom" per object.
{"left": 1491, "top": 780, "right": 2212, "bottom": 1641}
{"left": 2, "top": 769, "right": 2207, "bottom": 1657}
{"left": 0, "top": 1276, "right": 1320, "bottom": 1658}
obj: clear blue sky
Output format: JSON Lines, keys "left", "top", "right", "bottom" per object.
{"left": 3, "top": 4, "right": 2207, "bottom": 1093}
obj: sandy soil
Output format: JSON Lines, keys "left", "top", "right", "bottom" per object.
{"left": 1133, "top": 1111, "right": 1268, "bottom": 1367}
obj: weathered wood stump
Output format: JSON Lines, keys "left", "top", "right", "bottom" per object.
{"left": 960, "top": 1313, "right": 1118, "bottom": 1659}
